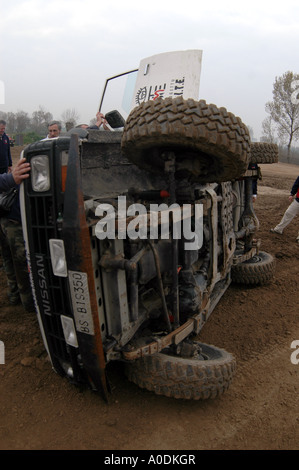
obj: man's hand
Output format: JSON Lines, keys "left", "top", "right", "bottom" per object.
{"left": 12, "top": 158, "right": 31, "bottom": 185}
{"left": 95, "top": 112, "right": 109, "bottom": 130}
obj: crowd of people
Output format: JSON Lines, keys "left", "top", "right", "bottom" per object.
{"left": 0, "top": 115, "right": 298, "bottom": 316}
{"left": 42, "top": 112, "right": 109, "bottom": 139}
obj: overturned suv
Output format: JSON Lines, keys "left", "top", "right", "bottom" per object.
{"left": 20, "top": 97, "right": 277, "bottom": 401}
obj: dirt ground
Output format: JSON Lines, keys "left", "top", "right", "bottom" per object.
{"left": 0, "top": 150, "right": 299, "bottom": 451}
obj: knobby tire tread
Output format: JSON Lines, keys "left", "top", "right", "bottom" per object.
{"left": 250, "top": 142, "right": 279, "bottom": 164}
{"left": 125, "top": 342, "right": 236, "bottom": 400}
{"left": 121, "top": 97, "right": 251, "bottom": 183}
{"left": 231, "top": 251, "right": 275, "bottom": 285}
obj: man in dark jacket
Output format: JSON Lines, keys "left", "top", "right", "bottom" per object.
{"left": 270, "top": 176, "right": 299, "bottom": 242}
{"left": 0, "top": 120, "right": 13, "bottom": 174}
{"left": 0, "top": 158, "right": 34, "bottom": 310}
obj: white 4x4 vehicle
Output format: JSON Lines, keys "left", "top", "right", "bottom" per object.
{"left": 20, "top": 51, "right": 277, "bottom": 401}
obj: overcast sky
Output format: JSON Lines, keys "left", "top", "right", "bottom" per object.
{"left": 1, "top": 0, "right": 299, "bottom": 139}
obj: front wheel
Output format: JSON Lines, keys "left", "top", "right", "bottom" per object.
{"left": 231, "top": 251, "right": 275, "bottom": 285}
{"left": 124, "top": 342, "right": 236, "bottom": 400}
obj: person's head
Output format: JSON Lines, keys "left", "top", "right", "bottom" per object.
{"left": 76, "top": 124, "right": 89, "bottom": 129}
{"left": 48, "top": 121, "right": 61, "bottom": 138}
{"left": 0, "top": 120, "right": 6, "bottom": 136}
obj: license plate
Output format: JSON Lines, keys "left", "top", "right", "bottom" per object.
{"left": 68, "top": 271, "right": 94, "bottom": 335}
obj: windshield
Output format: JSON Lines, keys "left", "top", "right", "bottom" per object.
{"left": 99, "top": 69, "right": 138, "bottom": 121}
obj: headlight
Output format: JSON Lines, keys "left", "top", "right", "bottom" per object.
{"left": 61, "top": 315, "right": 78, "bottom": 348}
{"left": 31, "top": 155, "right": 50, "bottom": 192}
{"left": 49, "top": 239, "right": 67, "bottom": 277}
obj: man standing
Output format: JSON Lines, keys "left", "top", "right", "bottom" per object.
{"left": 0, "top": 120, "right": 12, "bottom": 174}
{"left": 0, "top": 158, "right": 35, "bottom": 311}
{"left": 270, "top": 176, "right": 299, "bottom": 242}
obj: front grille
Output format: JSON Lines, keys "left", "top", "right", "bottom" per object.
{"left": 23, "top": 140, "right": 86, "bottom": 383}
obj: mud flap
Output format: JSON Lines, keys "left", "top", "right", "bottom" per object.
{"left": 62, "top": 134, "right": 110, "bottom": 401}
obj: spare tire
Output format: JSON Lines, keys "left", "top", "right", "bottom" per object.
{"left": 250, "top": 142, "right": 279, "bottom": 164}
{"left": 121, "top": 96, "right": 251, "bottom": 183}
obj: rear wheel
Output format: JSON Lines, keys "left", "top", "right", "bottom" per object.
{"left": 124, "top": 341, "right": 236, "bottom": 400}
{"left": 121, "top": 97, "right": 251, "bottom": 183}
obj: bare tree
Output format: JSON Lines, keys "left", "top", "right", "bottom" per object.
{"left": 15, "top": 110, "right": 31, "bottom": 134}
{"left": 61, "top": 108, "right": 80, "bottom": 128}
{"left": 32, "top": 106, "right": 53, "bottom": 135}
{"left": 261, "top": 116, "right": 277, "bottom": 143}
{"left": 246, "top": 125, "right": 254, "bottom": 141}
{"left": 265, "top": 71, "right": 299, "bottom": 162}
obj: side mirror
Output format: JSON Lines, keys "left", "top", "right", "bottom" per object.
{"left": 105, "top": 110, "right": 125, "bottom": 128}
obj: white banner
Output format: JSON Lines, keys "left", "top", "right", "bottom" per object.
{"left": 132, "top": 49, "right": 203, "bottom": 108}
